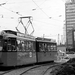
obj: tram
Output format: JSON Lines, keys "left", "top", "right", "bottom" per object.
{"left": 36, "top": 37, "right": 57, "bottom": 63}
{"left": 0, "top": 30, "right": 57, "bottom": 67}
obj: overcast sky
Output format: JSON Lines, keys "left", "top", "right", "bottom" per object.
{"left": 0, "top": 0, "right": 65, "bottom": 42}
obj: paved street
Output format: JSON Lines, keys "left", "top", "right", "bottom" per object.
{"left": 0, "top": 59, "right": 68, "bottom": 75}
{"left": 0, "top": 65, "right": 53, "bottom": 75}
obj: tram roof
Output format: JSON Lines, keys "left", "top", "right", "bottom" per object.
{"left": 36, "top": 37, "right": 56, "bottom": 43}
{"left": 6, "top": 34, "right": 35, "bottom": 41}
{"left": 0, "top": 30, "right": 35, "bottom": 41}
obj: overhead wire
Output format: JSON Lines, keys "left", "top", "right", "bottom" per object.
{"left": 6, "top": 0, "right": 48, "bottom": 4}
{"left": 32, "top": 0, "right": 50, "bottom": 18}
{"left": 33, "top": 19, "right": 63, "bottom": 27}
{"left": 32, "top": 0, "right": 47, "bottom": 10}
{"left": 32, "top": 0, "right": 64, "bottom": 22}
{"left": 6, "top": 1, "right": 34, "bottom": 4}
{"left": 0, "top": 0, "right": 64, "bottom": 23}
{"left": 1, "top": 6, "right": 23, "bottom": 16}
{"left": 0, "top": 1, "right": 33, "bottom": 35}
{"left": 0, "top": 1, "right": 23, "bottom": 17}
{"left": 0, "top": 0, "right": 8, "bottom": 6}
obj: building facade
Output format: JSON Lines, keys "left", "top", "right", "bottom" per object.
{"left": 65, "top": 0, "right": 75, "bottom": 51}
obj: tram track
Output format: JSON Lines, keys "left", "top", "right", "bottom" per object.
{"left": 42, "top": 64, "right": 61, "bottom": 75}
{"left": 42, "top": 64, "right": 62, "bottom": 75}
{"left": 20, "top": 63, "right": 61, "bottom": 75}
{"left": 0, "top": 65, "right": 42, "bottom": 75}
{"left": 0, "top": 62, "right": 60, "bottom": 75}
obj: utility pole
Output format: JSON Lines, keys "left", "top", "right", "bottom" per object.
{"left": 43, "top": 34, "right": 45, "bottom": 38}
{"left": 58, "top": 34, "right": 60, "bottom": 45}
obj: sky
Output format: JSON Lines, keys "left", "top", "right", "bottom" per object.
{"left": 0, "top": 0, "right": 65, "bottom": 43}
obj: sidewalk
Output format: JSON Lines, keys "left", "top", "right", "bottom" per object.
{"left": 67, "top": 54, "right": 75, "bottom": 58}
{"left": 55, "top": 59, "right": 69, "bottom": 63}
{"left": 55, "top": 54, "right": 75, "bottom": 63}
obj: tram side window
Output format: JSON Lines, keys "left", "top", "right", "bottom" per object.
{"left": 50, "top": 44, "right": 57, "bottom": 51}
{"left": 44, "top": 43, "right": 48, "bottom": 51}
{"left": 53, "top": 45, "right": 57, "bottom": 50}
{"left": 47, "top": 44, "right": 51, "bottom": 51}
{"left": 17, "top": 40, "right": 22, "bottom": 51}
{"left": 25, "top": 41, "right": 29, "bottom": 51}
{"left": 0, "top": 36, "right": 3, "bottom": 51}
{"left": 7, "top": 38, "right": 16, "bottom": 52}
{"left": 17, "top": 40, "right": 35, "bottom": 52}
{"left": 3, "top": 40, "right": 7, "bottom": 52}
{"left": 28, "top": 41, "right": 34, "bottom": 51}
{"left": 39, "top": 43, "right": 43, "bottom": 51}
{"left": 7, "top": 40, "right": 11, "bottom": 51}
{"left": 39, "top": 43, "right": 46, "bottom": 51}
{"left": 32, "top": 42, "right": 35, "bottom": 51}
{"left": 11, "top": 39, "right": 16, "bottom": 51}
{"left": 51, "top": 45, "right": 54, "bottom": 50}
{"left": 24, "top": 41, "right": 35, "bottom": 51}
{"left": 17, "top": 40, "right": 27, "bottom": 51}
{"left": 21, "top": 41, "right": 25, "bottom": 51}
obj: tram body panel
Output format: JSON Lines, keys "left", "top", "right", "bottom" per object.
{"left": 49, "top": 51, "right": 57, "bottom": 61}
{"left": 37, "top": 51, "right": 57, "bottom": 62}
{"left": 17, "top": 52, "right": 36, "bottom": 65}
{"left": 1, "top": 52, "right": 7, "bottom": 66}
{"left": 1, "top": 52, "right": 17, "bottom": 66}
{"left": 7, "top": 52, "right": 17, "bottom": 66}
{"left": 0, "top": 52, "right": 2, "bottom": 64}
